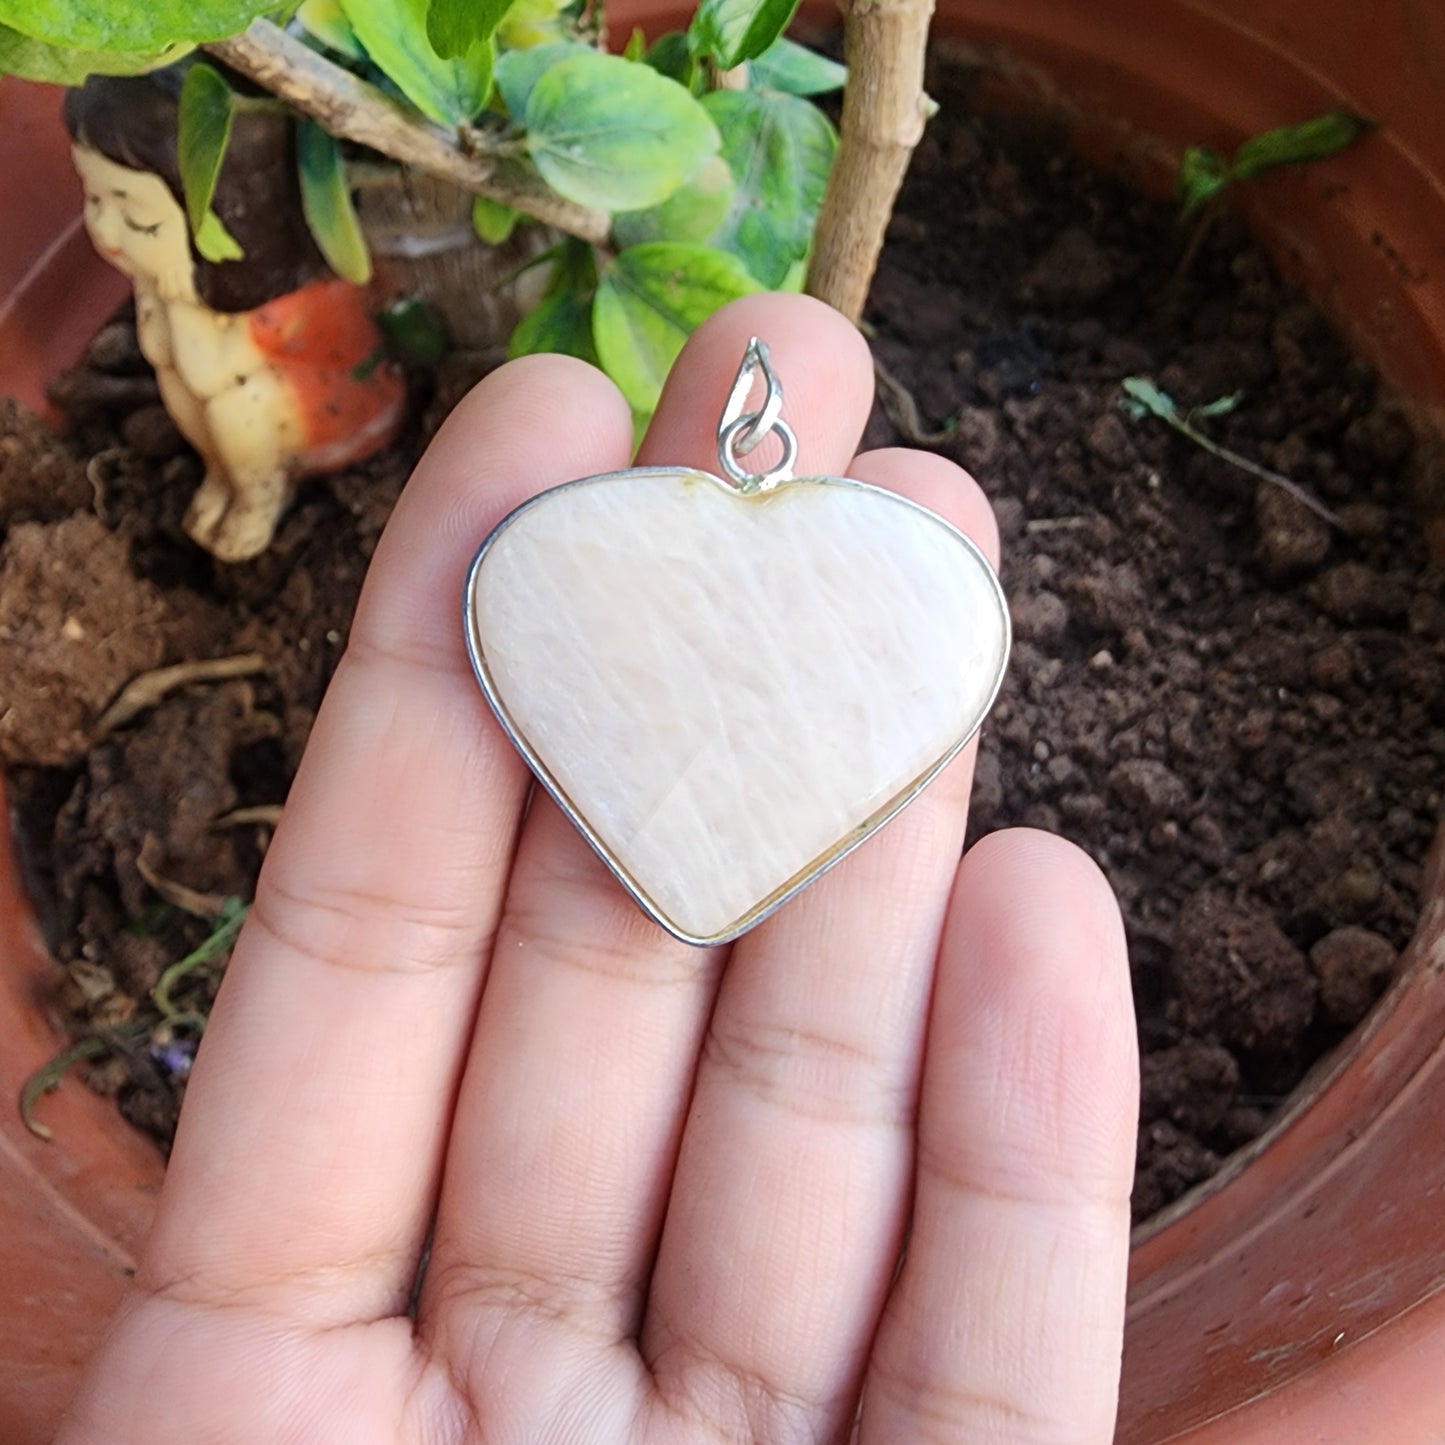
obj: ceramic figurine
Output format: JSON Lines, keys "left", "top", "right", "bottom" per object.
{"left": 64, "top": 75, "right": 405, "bottom": 563}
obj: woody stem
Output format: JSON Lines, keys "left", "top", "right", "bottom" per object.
{"left": 205, "top": 20, "right": 610, "bottom": 244}
{"left": 805, "top": 0, "right": 935, "bottom": 324}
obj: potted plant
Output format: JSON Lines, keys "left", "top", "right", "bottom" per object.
{"left": 2, "top": 0, "right": 913, "bottom": 558}
{"left": 2, "top": 1, "right": 1445, "bottom": 1441}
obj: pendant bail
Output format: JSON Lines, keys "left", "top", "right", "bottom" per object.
{"left": 717, "top": 337, "right": 798, "bottom": 493}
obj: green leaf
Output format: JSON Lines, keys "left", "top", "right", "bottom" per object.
{"left": 688, "top": 0, "right": 799, "bottom": 69}
{"left": 496, "top": 0, "right": 574, "bottom": 49}
{"left": 297, "top": 118, "right": 371, "bottom": 284}
{"left": 702, "top": 87, "right": 836, "bottom": 287}
{"left": 746, "top": 36, "right": 845, "bottom": 95}
{"left": 542, "top": 236, "right": 599, "bottom": 298}
{"left": 0, "top": 0, "right": 265, "bottom": 53}
{"left": 508, "top": 291, "right": 600, "bottom": 366}
{"left": 1119, "top": 376, "right": 1176, "bottom": 422}
{"left": 1193, "top": 392, "right": 1242, "bottom": 420}
{"left": 296, "top": 0, "right": 365, "bottom": 60}
{"left": 0, "top": 22, "right": 183, "bottom": 81}
{"left": 525, "top": 52, "right": 720, "bottom": 212}
{"left": 507, "top": 239, "right": 598, "bottom": 365}
{"left": 472, "top": 194, "right": 521, "bottom": 244}
{"left": 194, "top": 208, "right": 244, "bottom": 262}
{"left": 778, "top": 256, "right": 806, "bottom": 292}
{"left": 1178, "top": 112, "right": 1373, "bottom": 217}
{"left": 1230, "top": 109, "right": 1374, "bottom": 182}
{"left": 644, "top": 31, "right": 695, "bottom": 87}
{"left": 493, "top": 38, "right": 589, "bottom": 118}
{"left": 339, "top": 0, "right": 493, "bottom": 125}
{"left": 1177, "top": 145, "right": 1229, "bottom": 217}
{"left": 426, "top": 0, "right": 514, "bottom": 61}
{"left": 622, "top": 26, "right": 646, "bottom": 61}
{"left": 377, "top": 296, "right": 448, "bottom": 365}
{"left": 178, "top": 62, "right": 235, "bottom": 239}
{"left": 612, "top": 155, "right": 734, "bottom": 247}
{"left": 593, "top": 242, "right": 760, "bottom": 412}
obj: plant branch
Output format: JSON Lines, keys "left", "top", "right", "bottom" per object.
{"left": 874, "top": 355, "right": 955, "bottom": 444}
{"left": 205, "top": 21, "right": 609, "bottom": 244}
{"left": 805, "top": 0, "right": 935, "bottom": 324}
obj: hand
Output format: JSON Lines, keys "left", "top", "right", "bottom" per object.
{"left": 59, "top": 295, "right": 1138, "bottom": 1444}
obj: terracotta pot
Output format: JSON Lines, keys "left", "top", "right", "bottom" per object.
{"left": 3, "top": 2, "right": 1444, "bottom": 1435}
{"left": 0, "top": 83, "right": 159, "bottom": 1445}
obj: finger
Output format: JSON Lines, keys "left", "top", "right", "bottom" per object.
{"left": 641, "top": 447, "right": 1000, "bottom": 1439}
{"left": 424, "top": 295, "right": 879, "bottom": 1370}
{"left": 143, "top": 358, "right": 634, "bottom": 1323}
{"left": 859, "top": 829, "right": 1137, "bottom": 1444}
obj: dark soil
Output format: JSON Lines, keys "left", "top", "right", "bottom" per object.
{"left": 864, "top": 59, "right": 1445, "bottom": 1218}
{"left": 4, "top": 338, "right": 488, "bottom": 1142}
{"left": 6, "top": 57, "right": 1444, "bottom": 1219}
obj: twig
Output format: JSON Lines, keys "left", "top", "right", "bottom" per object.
{"left": 805, "top": 0, "right": 935, "bottom": 323}
{"left": 1025, "top": 516, "right": 1092, "bottom": 534}
{"left": 137, "top": 837, "right": 234, "bottom": 921}
{"left": 85, "top": 446, "right": 129, "bottom": 518}
{"left": 46, "top": 372, "right": 160, "bottom": 413}
{"left": 206, "top": 21, "right": 609, "bottom": 244}
{"left": 152, "top": 902, "right": 249, "bottom": 1019}
{"left": 213, "top": 804, "right": 285, "bottom": 829}
{"left": 95, "top": 652, "right": 267, "bottom": 738}
{"left": 873, "top": 355, "right": 954, "bottom": 444}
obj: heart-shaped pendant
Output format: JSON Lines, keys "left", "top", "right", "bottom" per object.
{"left": 464, "top": 340, "right": 1010, "bottom": 945}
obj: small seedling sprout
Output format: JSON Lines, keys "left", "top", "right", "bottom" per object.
{"left": 1173, "top": 109, "right": 1374, "bottom": 278}
{"left": 1120, "top": 377, "right": 1340, "bottom": 526}
{"left": 151, "top": 897, "right": 249, "bottom": 1019}
{"left": 19, "top": 898, "right": 249, "bottom": 1140}
{"left": 1178, "top": 109, "right": 1375, "bottom": 218}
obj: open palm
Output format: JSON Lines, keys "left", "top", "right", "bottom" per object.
{"left": 58, "top": 295, "right": 1137, "bottom": 1445}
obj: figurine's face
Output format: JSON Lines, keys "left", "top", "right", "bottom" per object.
{"left": 72, "top": 145, "right": 197, "bottom": 302}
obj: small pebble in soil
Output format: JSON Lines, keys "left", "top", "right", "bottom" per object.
{"left": 1255, "top": 484, "right": 1332, "bottom": 579}
{"left": 1309, "top": 926, "right": 1399, "bottom": 1027}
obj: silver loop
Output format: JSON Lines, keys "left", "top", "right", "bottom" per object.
{"left": 719, "top": 337, "right": 786, "bottom": 460}
{"left": 734, "top": 381, "right": 783, "bottom": 456}
{"left": 719, "top": 413, "right": 798, "bottom": 492}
